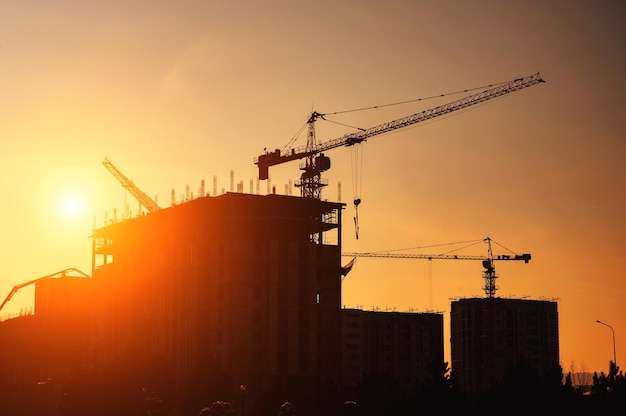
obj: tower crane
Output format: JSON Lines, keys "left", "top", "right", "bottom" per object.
{"left": 342, "top": 237, "right": 530, "bottom": 298}
{"left": 103, "top": 158, "right": 161, "bottom": 214}
{"left": 255, "top": 72, "right": 545, "bottom": 200}
{"left": 0, "top": 268, "right": 91, "bottom": 313}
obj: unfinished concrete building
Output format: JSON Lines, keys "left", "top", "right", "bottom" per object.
{"left": 90, "top": 192, "right": 345, "bottom": 401}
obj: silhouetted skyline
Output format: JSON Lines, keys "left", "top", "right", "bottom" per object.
{"left": 0, "top": 0, "right": 624, "bottom": 376}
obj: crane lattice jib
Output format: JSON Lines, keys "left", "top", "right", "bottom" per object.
{"left": 103, "top": 158, "right": 161, "bottom": 213}
{"left": 342, "top": 252, "right": 531, "bottom": 262}
{"left": 255, "top": 72, "right": 544, "bottom": 177}
{"left": 324, "top": 72, "right": 544, "bottom": 149}
{"left": 342, "top": 248, "right": 530, "bottom": 298}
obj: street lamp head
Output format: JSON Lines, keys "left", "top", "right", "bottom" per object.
{"left": 596, "top": 320, "right": 614, "bottom": 330}
{"left": 595, "top": 319, "right": 617, "bottom": 375}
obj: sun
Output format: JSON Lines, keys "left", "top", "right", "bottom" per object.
{"left": 59, "top": 196, "right": 84, "bottom": 219}
{"left": 64, "top": 197, "right": 82, "bottom": 215}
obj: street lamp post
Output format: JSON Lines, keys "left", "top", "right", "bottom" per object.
{"left": 596, "top": 320, "right": 617, "bottom": 375}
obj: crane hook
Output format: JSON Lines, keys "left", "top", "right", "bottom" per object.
{"left": 353, "top": 199, "right": 361, "bottom": 239}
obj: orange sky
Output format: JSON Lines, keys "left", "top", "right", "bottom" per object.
{"left": 1, "top": 0, "right": 624, "bottom": 376}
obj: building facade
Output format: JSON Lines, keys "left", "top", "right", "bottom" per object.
{"left": 90, "top": 192, "right": 345, "bottom": 401}
{"left": 450, "top": 297, "right": 560, "bottom": 393}
{"left": 342, "top": 308, "right": 444, "bottom": 389}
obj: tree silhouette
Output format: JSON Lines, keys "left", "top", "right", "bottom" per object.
{"left": 354, "top": 370, "right": 406, "bottom": 416}
{"left": 409, "top": 361, "right": 466, "bottom": 415}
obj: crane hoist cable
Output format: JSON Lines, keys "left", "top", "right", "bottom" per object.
{"left": 313, "top": 115, "right": 367, "bottom": 239}
{"left": 351, "top": 143, "right": 364, "bottom": 239}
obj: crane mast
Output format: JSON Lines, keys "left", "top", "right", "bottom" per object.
{"left": 256, "top": 72, "right": 545, "bottom": 199}
{"left": 103, "top": 158, "right": 161, "bottom": 214}
{"left": 343, "top": 237, "right": 531, "bottom": 298}
{"left": 482, "top": 237, "right": 498, "bottom": 298}
{"left": 295, "top": 112, "right": 331, "bottom": 199}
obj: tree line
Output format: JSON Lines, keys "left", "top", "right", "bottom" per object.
{"left": 2, "top": 357, "right": 625, "bottom": 416}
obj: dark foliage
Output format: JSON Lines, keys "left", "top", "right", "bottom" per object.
{"left": 353, "top": 370, "right": 407, "bottom": 416}
{"left": 588, "top": 368, "right": 626, "bottom": 414}
{"left": 409, "top": 361, "right": 466, "bottom": 415}
{"left": 6, "top": 360, "right": 626, "bottom": 416}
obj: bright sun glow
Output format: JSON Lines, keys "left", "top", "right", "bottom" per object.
{"left": 60, "top": 196, "right": 83, "bottom": 219}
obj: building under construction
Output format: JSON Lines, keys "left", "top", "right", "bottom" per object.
{"left": 90, "top": 192, "right": 345, "bottom": 400}
{"left": 0, "top": 187, "right": 449, "bottom": 414}
{"left": 0, "top": 188, "right": 561, "bottom": 412}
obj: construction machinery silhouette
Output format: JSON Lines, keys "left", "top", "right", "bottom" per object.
{"left": 0, "top": 268, "right": 91, "bottom": 313}
{"left": 103, "top": 157, "right": 161, "bottom": 214}
{"left": 342, "top": 237, "right": 530, "bottom": 299}
{"left": 255, "top": 73, "right": 545, "bottom": 201}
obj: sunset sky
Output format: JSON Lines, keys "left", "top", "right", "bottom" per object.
{"left": 1, "top": 1, "right": 624, "bottom": 375}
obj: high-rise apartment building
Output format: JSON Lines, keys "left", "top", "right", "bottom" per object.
{"left": 450, "top": 297, "right": 559, "bottom": 393}
{"left": 342, "top": 308, "right": 444, "bottom": 389}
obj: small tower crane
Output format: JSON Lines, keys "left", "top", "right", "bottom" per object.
{"left": 343, "top": 237, "right": 530, "bottom": 298}
{"left": 102, "top": 158, "right": 161, "bottom": 214}
{"left": 255, "top": 73, "right": 545, "bottom": 200}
